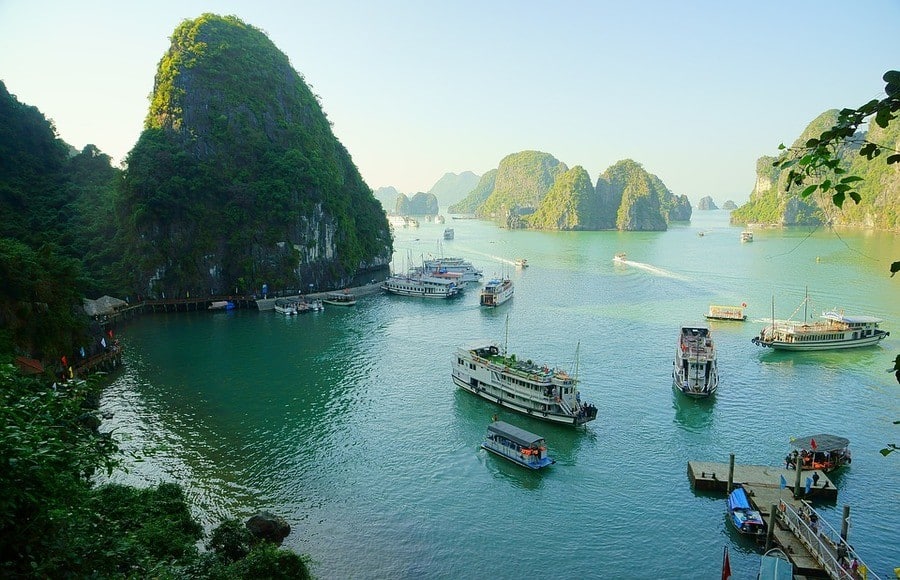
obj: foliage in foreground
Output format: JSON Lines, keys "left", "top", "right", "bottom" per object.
{"left": 0, "top": 363, "right": 310, "bottom": 577}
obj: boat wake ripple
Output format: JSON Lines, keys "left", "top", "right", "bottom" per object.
{"left": 616, "top": 259, "right": 688, "bottom": 281}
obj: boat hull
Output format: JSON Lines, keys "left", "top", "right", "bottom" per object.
{"left": 453, "top": 375, "right": 590, "bottom": 426}
{"left": 481, "top": 443, "right": 554, "bottom": 470}
{"left": 751, "top": 332, "right": 887, "bottom": 350}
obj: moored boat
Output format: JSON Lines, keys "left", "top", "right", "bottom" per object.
{"left": 741, "top": 231, "right": 753, "bottom": 242}
{"left": 480, "top": 277, "right": 514, "bottom": 307}
{"left": 705, "top": 304, "right": 747, "bottom": 321}
{"left": 423, "top": 257, "right": 483, "bottom": 284}
{"left": 382, "top": 273, "right": 461, "bottom": 299}
{"left": 751, "top": 294, "right": 888, "bottom": 350}
{"left": 274, "top": 298, "right": 298, "bottom": 316}
{"left": 481, "top": 420, "right": 555, "bottom": 470}
{"left": 727, "top": 485, "right": 766, "bottom": 537}
{"left": 322, "top": 291, "right": 357, "bottom": 306}
{"left": 452, "top": 343, "right": 597, "bottom": 426}
{"left": 785, "top": 434, "right": 850, "bottom": 473}
{"left": 673, "top": 324, "right": 718, "bottom": 397}
{"left": 443, "top": 228, "right": 454, "bottom": 240}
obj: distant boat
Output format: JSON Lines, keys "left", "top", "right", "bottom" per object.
{"left": 727, "top": 485, "right": 766, "bottom": 537}
{"left": 613, "top": 252, "right": 627, "bottom": 263}
{"left": 480, "top": 277, "right": 514, "bottom": 308}
{"left": 423, "top": 257, "right": 483, "bottom": 284}
{"left": 322, "top": 291, "right": 357, "bottom": 307}
{"left": 481, "top": 420, "right": 555, "bottom": 470}
{"left": 208, "top": 300, "right": 234, "bottom": 310}
{"left": 514, "top": 258, "right": 528, "bottom": 268}
{"left": 741, "top": 231, "right": 753, "bottom": 242}
{"left": 443, "top": 228, "right": 454, "bottom": 240}
{"left": 757, "top": 548, "right": 792, "bottom": 580}
{"left": 751, "top": 293, "right": 889, "bottom": 350}
{"left": 786, "top": 434, "right": 851, "bottom": 473}
{"left": 673, "top": 324, "right": 718, "bottom": 397}
{"left": 705, "top": 304, "right": 747, "bottom": 321}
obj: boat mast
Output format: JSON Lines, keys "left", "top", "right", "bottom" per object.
{"left": 504, "top": 313, "right": 509, "bottom": 356}
{"left": 804, "top": 286, "right": 809, "bottom": 322}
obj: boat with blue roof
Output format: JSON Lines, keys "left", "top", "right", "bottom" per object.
{"left": 481, "top": 420, "right": 555, "bottom": 470}
{"left": 726, "top": 484, "right": 766, "bottom": 538}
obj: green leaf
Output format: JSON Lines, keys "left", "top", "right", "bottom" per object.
{"left": 840, "top": 175, "right": 864, "bottom": 184}
{"left": 849, "top": 191, "right": 861, "bottom": 204}
{"left": 832, "top": 192, "right": 845, "bottom": 208}
{"left": 800, "top": 184, "right": 818, "bottom": 197}
{"left": 887, "top": 154, "right": 900, "bottom": 164}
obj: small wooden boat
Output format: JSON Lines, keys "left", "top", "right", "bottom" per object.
{"left": 323, "top": 291, "right": 357, "bottom": 306}
{"left": 727, "top": 485, "right": 766, "bottom": 537}
{"left": 705, "top": 304, "right": 747, "bottom": 321}
{"left": 481, "top": 421, "right": 555, "bottom": 470}
{"left": 785, "top": 434, "right": 850, "bottom": 473}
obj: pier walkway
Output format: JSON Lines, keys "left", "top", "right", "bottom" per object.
{"left": 688, "top": 459, "right": 880, "bottom": 579}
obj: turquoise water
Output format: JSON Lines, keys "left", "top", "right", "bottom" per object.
{"left": 102, "top": 211, "right": 900, "bottom": 579}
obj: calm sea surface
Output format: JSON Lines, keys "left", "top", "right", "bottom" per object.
{"left": 102, "top": 211, "right": 900, "bottom": 579}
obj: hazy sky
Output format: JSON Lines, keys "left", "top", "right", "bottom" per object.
{"left": 2, "top": 1, "right": 898, "bottom": 204}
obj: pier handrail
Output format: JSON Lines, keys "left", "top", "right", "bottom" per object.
{"left": 778, "top": 500, "right": 880, "bottom": 580}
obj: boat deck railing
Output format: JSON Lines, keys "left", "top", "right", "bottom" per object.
{"left": 778, "top": 500, "right": 879, "bottom": 580}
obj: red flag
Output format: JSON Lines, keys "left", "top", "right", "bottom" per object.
{"left": 810, "top": 438, "right": 818, "bottom": 451}
{"left": 60, "top": 355, "right": 68, "bottom": 367}
{"left": 108, "top": 329, "right": 114, "bottom": 339}
{"left": 721, "top": 545, "right": 731, "bottom": 580}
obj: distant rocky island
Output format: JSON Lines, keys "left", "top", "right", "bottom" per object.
{"left": 697, "top": 196, "right": 719, "bottom": 210}
{"left": 449, "top": 151, "right": 690, "bottom": 231}
{"left": 722, "top": 200, "right": 737, "bottom": 210}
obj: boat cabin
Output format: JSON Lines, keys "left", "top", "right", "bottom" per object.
{"left": 482, "top": 421, "right": 554, "bottom": 469}
{"left": 786, "top": 434, "right": 850, "bottom": 472}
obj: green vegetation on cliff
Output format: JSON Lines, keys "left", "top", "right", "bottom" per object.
{"left": 595, "top": 159, "right": 670, "bottom": 231}
{"left": 527, "top": 166, "right": 600, "bottom": 230}
{"left": 396, "top": 191, "right": 439, "bottom": 215}
{"left": 121, "top": 14, "right": 391, "bottom": 296}
{"left": 477, "top": 151, "right": 568, "bottom": 218}
{"left": 449, "top": 169, "right": 496, "bottom": 214}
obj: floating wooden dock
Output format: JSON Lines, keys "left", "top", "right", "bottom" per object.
{"left": 688, "top": 460, "right": 837, "bottom": 500}
{"left": 687, "top": 458, "right": 877, "bottom": 579}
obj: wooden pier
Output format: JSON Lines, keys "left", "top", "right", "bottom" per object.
{"left": 688, "top": 458, "right": 879, "bottom": 579}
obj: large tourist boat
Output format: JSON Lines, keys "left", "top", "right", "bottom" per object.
{"left": 673, "top": 324, "right": 718, "bottom": 397}
{"left": 479, "top": 277, "right": 514, "bottom": 307}
{"left": 785, "top": 434, "right": 850, "bottom": 473}
{"left": 451, "top": 343, "right": 598, "bottom": 426}
{"left": 382, "top": 273, "right": 461, "bottom": 299}
{"left": 751, "top": 295, "right": 888, "bottom": 350}
{"left": 423, "top": 257, "right": 483, "bottom": 284}
{"left": 481, "top": 420, "right": 555, "bottom": 470}
{"left": 758, "top": 548, "right": 793, "bottom": 580}
{"left": 726, "top": 485, "right": 766, "bottom": 537}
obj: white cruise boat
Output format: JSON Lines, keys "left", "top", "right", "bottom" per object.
{"left": 274, "top": 298, "right": 298, "bottom": 316}
{"left": 480, "top": 277, "right": 513, "bottom": 307}
{"left": 382, "top": 273, "right": 461, "bottom": 299}
{"left": 673, "top": 324, "right": 718, "bottom": 397}
{"left": 423, "top": 257, "right": 483, "bottom": 284}
{"left": 452, "top": 343, "right": 597, "bottom": 426}
{"left": 751, "top": 294, "right": 889, "bottom": 351}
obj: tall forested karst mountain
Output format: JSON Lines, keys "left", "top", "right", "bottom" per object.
{"left": 120, "top": 14, "right": 391, "bottom": 296}
{"left": 477, "top": 151, "right": 569, "bottom": 220}
{"left": 595, "top": 159, "right": 689, "bottom": 230}
{"left": 428, "top": 171, "right": 480, "bottom": 206}
{"left": 731, "top": 109, "right": 899, "bottom": 229}
{"left": 528, "top": 166, "right": 601, "bottom": 230}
